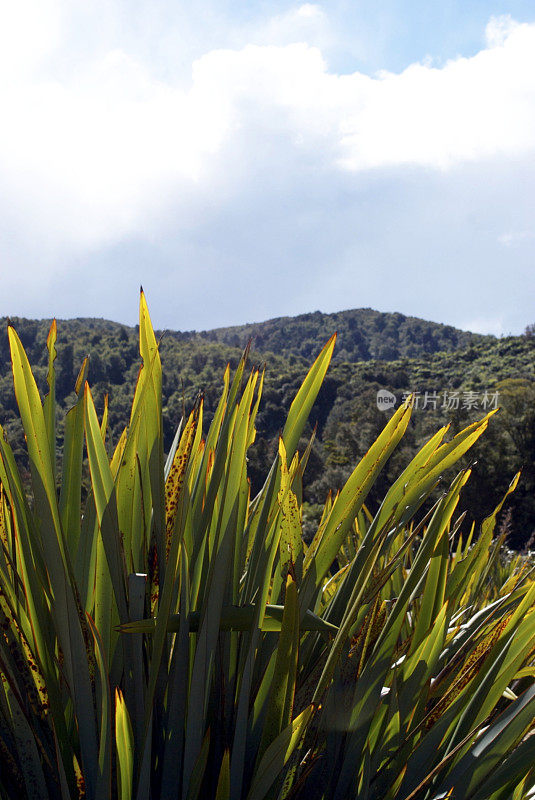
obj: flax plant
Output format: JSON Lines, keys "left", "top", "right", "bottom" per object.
{"left": 0, "top": 292, "right": 534, "bottom": 800}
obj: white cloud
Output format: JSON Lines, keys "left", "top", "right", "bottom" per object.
{"left": 0, "top": 44, "right": 233, "bottom": 247}
{"left": 253, "top": 4, "right": 330, "bottom": 49}
{"left": 0, "top": 0, "right": 61, "bottom": 76}
{"left": 485, "top": 14, "right": 518, "bottom": 47}
{"left": 339, "top": 22, "right": 535, "bottom": 169}
{"left": 462, "top": 316, "right": 506, "bottom": 337}
{"left": 0, "top": 3, "right": 534, "bottom": 334}
{"left": 1, "top": 6, "right": 534, "bottom": 252}
{"left": 498, "top": 230, "right": 534, "bottom": 246}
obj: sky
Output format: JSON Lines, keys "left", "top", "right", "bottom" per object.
{"left": 0, "top": 1, "right": 534, "bottom": 335}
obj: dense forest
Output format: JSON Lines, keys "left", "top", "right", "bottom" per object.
{"left": 195, "top": 307, "right": 491, "bottom": 361}
{"left": 0, "top": 309, "right": 533, "bottom": 547}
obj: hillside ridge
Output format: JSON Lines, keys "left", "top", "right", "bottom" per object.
{"left": 2, "top": 306, "right": 492, "bottom": 365}
{"left": 188, "top": 306, "right": 493, "bottom": 362}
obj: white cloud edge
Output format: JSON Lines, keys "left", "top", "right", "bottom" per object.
{"left": 462, "top": 316, "right": 507, "bottom": 336}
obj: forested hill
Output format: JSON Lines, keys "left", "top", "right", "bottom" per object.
{"left": 0, "top": 307, "right": 490, "bottom": 377}
{"left": 193, "top": 308, "right": 491, "bottom": 362}
{"left": 0, "top": 309, "right": 533, "bottom": 548}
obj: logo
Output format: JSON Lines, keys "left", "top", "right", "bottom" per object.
{"left": 376, "top": 389, "right": 396, "bottom": 410}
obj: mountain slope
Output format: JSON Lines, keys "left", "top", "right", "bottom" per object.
{"left": 193, "top": 308, "right": 492, "bottom": 362}
{"left": 0, "top": 308, "right": 532, "bottom": 547}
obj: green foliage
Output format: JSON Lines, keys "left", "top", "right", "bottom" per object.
{"left": 314, "top": 342, "right": 535, "bottom": 548}
{"left": 1, "top": 297, "right": 535, "bottom": 799}
{"left": 196, "top": 307, "right": 490, "bottom": 362}
{"left": 0, "top": 310, "right": 534, "bottom": 546}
